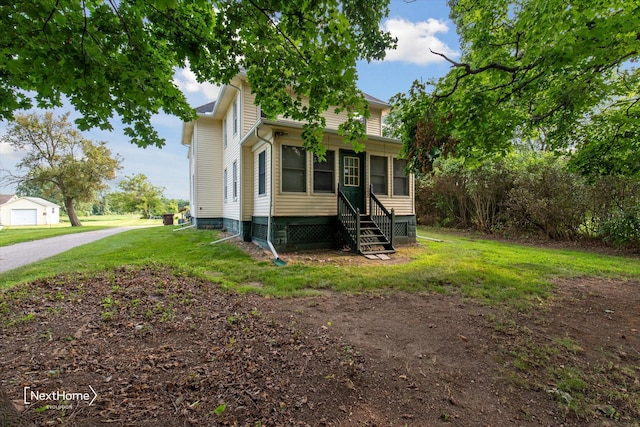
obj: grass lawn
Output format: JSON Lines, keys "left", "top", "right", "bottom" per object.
{"left": 2, "top": 225, "right": 638, "bottom": 422}
{"left": 1, "top": 225, "right": 638, "bottom": 307}
{"left": 0, "top": 215, "right": 162, "bottom": 246}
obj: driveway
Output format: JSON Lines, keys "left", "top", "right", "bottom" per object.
{"left": 0, "top": 227, "right": 139, "bottom": 274}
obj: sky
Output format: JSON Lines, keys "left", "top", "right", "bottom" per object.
{"left": 0, "top": 0, "right": 459, "bottom": 201}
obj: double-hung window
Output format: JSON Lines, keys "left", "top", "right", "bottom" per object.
{"left": 313, "top": 150, "right": 335, "bottom": 193}
{"left": 223, "top": 168, "right": 228, "bottom": 201}
{"left": 393, "top": 158, "right": 409, "bottom": 196}
{"left": 281, "top": 145, "right": 306, "bottom": 192}
{"left": 370, "top": 155, "right": 387, "bottom": 195}
{"left": 232, "top": 99, "right": 238, "bottom": 135}
{"left": 232, "top": 161, "right": 238, "bottom": 200}
{"left": 258, "top": 151, "right": 266, "bottom": 195}
{"left": 223, "top": 118, "right": 227, "bottom": 148}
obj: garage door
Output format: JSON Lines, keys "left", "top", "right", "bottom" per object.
{"left": 11, "top": 209, "right": 38, "bottom": 225}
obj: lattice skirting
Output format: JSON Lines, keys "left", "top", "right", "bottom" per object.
{"left": 251, "top": 215, "right": 416, "bottom": 252}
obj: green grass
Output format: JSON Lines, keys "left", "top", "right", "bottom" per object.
{"left": 1, "top": 226, "right": 638, "bottom": 307}
{"left": 0, "top": 215, "right": 162, "bottom": 246}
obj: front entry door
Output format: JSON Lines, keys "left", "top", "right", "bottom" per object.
{"left": 339, "top": 150, "right": 365, "bottom": 212}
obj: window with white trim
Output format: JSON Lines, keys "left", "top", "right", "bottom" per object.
{"left": 258, "top": 151, "right": 266, "bottom": 195}
{"left": 223, "top": 168, "right": 228, "bottom": 201}
{"left": 313, "top": 150, "right": 335, "bottom": 193}
{"left": 232, "top": 160, "right": 238, "bottom": 200}
{"left": 223, "top": 118, "right": 227, "bottom": 148}
{"left": 393, "top": 158, "right": 409, "bottom": 196}
{"left": 282, "top": 145, "right": 306, "bottom": 193}
{"left": 370, "top": 155, "right": 387, "bottom": 195}
{"left": 343, "top": 156, "right": 360, "bottom": 187}
{"left": 232, "top": 99, "right": 238, "bottom": 135}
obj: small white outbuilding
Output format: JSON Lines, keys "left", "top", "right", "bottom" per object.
{"left": 0, "top": 195, "right": 61, "bottom": 226}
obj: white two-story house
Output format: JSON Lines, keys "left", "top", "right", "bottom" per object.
{"left": 181, "top": 73, "right": 416, "bottom": 255}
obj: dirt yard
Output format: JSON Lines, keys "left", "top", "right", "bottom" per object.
{"left": 1, "top": 249, "right": 638, "bottom": 426}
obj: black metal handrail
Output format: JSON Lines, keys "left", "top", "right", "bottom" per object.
{"left": 369, "top": 185, "right": 395, "bottom": 248}
{"left": 337, "top": 184, "right": 360, "bottom": 253}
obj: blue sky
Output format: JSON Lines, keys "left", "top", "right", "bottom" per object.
{"left": 0, "top": 0, "right": 459, "bottom": 201}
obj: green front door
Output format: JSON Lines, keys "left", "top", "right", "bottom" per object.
{"left": 339, "top": 150, "right": 365, "bottom": 212}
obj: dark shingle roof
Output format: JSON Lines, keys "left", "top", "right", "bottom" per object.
{"left": 0, "top": 194, "right": 16, "bottom": 205}
{"left": 363, "top": 92, "right": 388, "bottom": 106}
{"left": 193, "top": 91, "right": 387, "bottom": 116}
{"left": 195, "top": 101, "right": 216, "bottom": 114}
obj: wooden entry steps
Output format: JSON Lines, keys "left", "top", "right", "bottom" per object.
{"left": 358, "top": 215, "right": 396, "bottom": 256}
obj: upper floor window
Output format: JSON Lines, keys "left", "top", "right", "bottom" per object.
{"left": 370, "top": 155, "right": 387, "bottom": 195}
{"left": 313, "top": 150, "right": 335, "bottom": 193}
{"left": 282, "top": 145, "right": 306, "bottom": 193}
{"left": 223, "top": 118, "right": 227, "bottom": 148}
{"left": 393, "top": 158, "right": 409, "bottom": 196}
{"left": 232, "top": 99, "right": 238, "bottom": 135}
{"left": 258, "top": 151, "right": 266, "bottom": 195}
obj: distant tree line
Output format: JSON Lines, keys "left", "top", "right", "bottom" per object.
{"left": 17, "top": 177, "right": 189, "bottom": 219}
{"left": 415, "top": 151, "right": 640, "bottom": 248}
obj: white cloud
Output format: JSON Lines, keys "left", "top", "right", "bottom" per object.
{"left": 0, "top": 141, "right": 23, "bottom": 163}
{"left": 382, "top": 17, "right": 459, "bottom": 65}
{"left": 173, "top": 66, "right": 221, "bottom": 103}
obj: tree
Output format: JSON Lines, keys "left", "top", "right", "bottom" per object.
{"left": 112, "top": 174, "right": 165, "bottom": 219}
{"left": 1, "top": 112, "right": 122, "bottom": 226}
{"left": 392, "top": 0, "right": 639, "bottom": 174}
{"left": 1, "top": 1, "right": 395, "bottom": 155}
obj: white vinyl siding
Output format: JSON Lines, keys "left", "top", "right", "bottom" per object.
{"left": 242, "top": 80, "right": 259, "bottom": 135}
{"left": 192, "top": 119, "right": 223, "bottom": 217}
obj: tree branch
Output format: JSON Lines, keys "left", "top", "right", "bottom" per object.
{"left": 42, "top": 0, "right": 60, "bottom": 32}
{"left": 245, "top": 0, "right": 309, "bottom": 66}
{"left": 430, "top": 49, "right": 536, "bottom": 100}
{"left": 107, "top": 0, "right": 135, "bottom": 47}
{"left": 431, "top": 49, "right": 525, "bottom": 74}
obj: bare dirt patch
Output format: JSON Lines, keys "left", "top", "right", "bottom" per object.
{"left": 1, "top": 266, "right": 639, "bottom": 426}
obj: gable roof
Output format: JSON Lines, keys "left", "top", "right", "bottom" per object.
{"left": 23, "top": 197, "right": 59, "bottom": 207}
{"left": 193, "top": 92, "right": 388, "bottom": 117}
{"left": 0, "top": 194, "right": 17, "bottom": 205}
{"left": 3, "top": 197, "right": 60, "bottom": 208}
{"left": 195, "top": 101, "right": 216, "bottom": 114}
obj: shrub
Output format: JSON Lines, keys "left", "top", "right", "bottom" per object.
{"left": 505, "top": 153, "right": 588, "bottom": 240}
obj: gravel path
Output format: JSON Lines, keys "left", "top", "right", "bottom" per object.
{"left": 0, "top": 227, "right": 139, "bottom": 273}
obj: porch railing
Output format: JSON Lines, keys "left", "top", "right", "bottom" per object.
{"left": 337, "top": 184, "right": 360, "bottom": 253}
{"left": 369, "top": 185, "right": 395, "bottom": 248}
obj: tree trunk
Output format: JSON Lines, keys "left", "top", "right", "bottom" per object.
{"left": 0, "top": 385, "right": 30, "bottom": 427}
{"left": 64, "top": 197, "right": 83, "bottom": 226}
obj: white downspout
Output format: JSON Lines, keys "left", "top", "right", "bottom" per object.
{"left": 255, "top": 125, "right": 282, "bottom": 261}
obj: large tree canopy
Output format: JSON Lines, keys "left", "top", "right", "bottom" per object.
{"left": 1, "top": 0, "right": 395, "bottom": 154}
{"left": 391, "top": 0, "right": 639, "bottom": 175}
{"left": 1, "top": 112, "right": 122, "bottom": 226}
{"left": 112, "top": 173, "right": 165, "bottom": 219}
